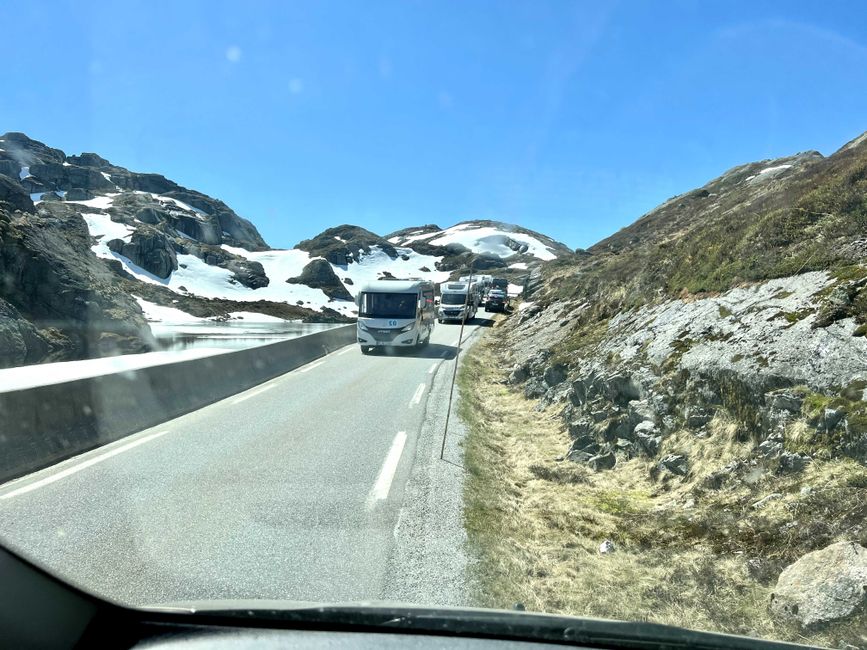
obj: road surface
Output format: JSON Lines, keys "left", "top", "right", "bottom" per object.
{"left": 0, "top": 315, "right": 492, "bottom": 608}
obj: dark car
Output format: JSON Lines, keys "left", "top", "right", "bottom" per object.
{"left": 485, "top": 288, "right": 508, "bottom": 312}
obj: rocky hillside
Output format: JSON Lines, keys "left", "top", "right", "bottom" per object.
{"left": 469, "top": 131, "right": 867, "bottom": 646}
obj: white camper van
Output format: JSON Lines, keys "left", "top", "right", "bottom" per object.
{"left": 356, "top": 279, "right": 436, "bottom": 354}
{"left": 437, "top": 280, "right": 479, "bottom": 323}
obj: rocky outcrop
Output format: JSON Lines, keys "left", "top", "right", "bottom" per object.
{"left": 770, "top": 541, "right": 867, "bottom": 628}
{"left": 108, "top": 232, "right": 178, "bottom": 279}
{"left": 287, "top": 259, "right": 353, "bottom": 301}
{"left": 296, "top": 225, "right": 398, "bottom": 266}
{"left": 0, "top": 298, "right": 51, "bottom": 366}
{"left": 0, "top": 175, "right": 34, "bottom": 213}
{"left": 0, "top": 201, "right": 155, "bottom": 368}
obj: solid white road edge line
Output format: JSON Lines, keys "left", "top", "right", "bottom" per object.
{"left": 299, "top": 360, "right": 326, "bottom": 373}
{"left": 427, "top": 362, "right": 437, "bottom": 374}
{"left": 337, "top": 347, "right": 353, "bottom": 356}
{"left": 232, "top": 383, "right": 276, "bottom": 404}
{"left": 410, "top": 382, "right": 425, "bottom": 407}
{"left": 440, "top": 350, "right": 448, "bottom": 358}
{"left": 0, "top": 430, "right": 170, "bottom": 499}
{"left": 367, "top": 431, "right": 407, "bottom": 509}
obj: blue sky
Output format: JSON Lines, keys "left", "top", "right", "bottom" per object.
{"left": 3, "top": 1, "right": 867, "bottom": 249}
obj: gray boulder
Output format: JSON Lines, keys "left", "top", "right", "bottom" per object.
{"left": 108, "top": 231, "right": 178, "bottom": 279}
{"left": 770, "top": 541, "right": 867, "bottom": 628}
{"left": 658, "top": 454, "right": 688, "bottom": 476}
{"left": 766, "top": 390, "right": 804, "bottom": 413}
{"left": 286, "top": 258, "right": 353, "bottom": 301}
{"left": 224, "top": 259, "right": 269, "bottom": 290}
{"left": 588, "top": 451, "right": 616, "bottom": 471}
{"left": 776, "top": 451, "right": 811, "bottom": 474}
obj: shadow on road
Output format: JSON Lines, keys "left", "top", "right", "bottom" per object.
{"left": 369, "top": 343, "right": 458, "bottom": 360}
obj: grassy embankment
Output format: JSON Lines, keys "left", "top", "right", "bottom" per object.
{"left": 459, "top": 326, "right": 867, "bottom": 648}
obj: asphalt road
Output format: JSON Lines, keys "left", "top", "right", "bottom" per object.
{"left": 0, "top": 314, "right": 492, "bottom": 608}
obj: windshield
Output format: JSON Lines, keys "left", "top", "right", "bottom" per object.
{"left": 359, "top": 292, "right": 417, "bottom": 319}
{"left": 1, "top": 3, "right": 866, "bottom": 649}
{"left": 441, "top": 293, "right": 468, "bottom": 305}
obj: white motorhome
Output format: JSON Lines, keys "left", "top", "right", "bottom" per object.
{"left": 356, "top": 279, "right": 436, "bottom": 354}
{"left": 437, "top": 280, "right": 479, "bottom": 323}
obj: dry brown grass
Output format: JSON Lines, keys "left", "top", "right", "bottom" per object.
{"left": 460, "top": 330, "right": 867, "bottom": 649}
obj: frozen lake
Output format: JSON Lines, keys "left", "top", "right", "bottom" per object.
{"left": 150, "top": 319, "right": 348, "bottom": 352}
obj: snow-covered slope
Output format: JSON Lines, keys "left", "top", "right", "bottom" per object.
{"left": 72, "top": 194, "right": 564, "bottom": 321}
{"left": 330, "top": 245, "right": 450, "bottom": 296}
{"left": 388, "top": 221, "right": 569, "bottom": 261}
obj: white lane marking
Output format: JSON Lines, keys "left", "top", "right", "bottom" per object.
{"left": 0, "top": 430, "right": 169, "bottom": 499}
{"left": 300, "top": 360, "right": 326, "bottom": 373}
{"left": 410, "top": 382, "right": 425, "bottom": 407}
{"left": 440, "top": 350, "right": 448, "bottom": 358}
{"left": 367, "top": 431, "right": 407, "bottom": 509}
{"left": 232, "top": 383, "right": 276, "bottom": 404}
{"left": 337, "top": 347, "right": 353, "bottom": 356}
{"left": 427, "top": 362, "right": 437, "bottom": 374}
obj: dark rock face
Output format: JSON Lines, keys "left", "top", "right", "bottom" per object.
{"left": 170, "top": 214, "right": 221, "bottom": 245}
{"left": 287, "top": 259, "right": 353, "bottom": 301}
{"left": 135, "top": 206, "right": 165, "bottom": 224}
{"left": 108, "top": 231, "right": 178, "bottom": 279}
{"left": 0, "top": 202, "right": 155, "bottom": 368}
{"left": 0, "top": 160, "right": 20, "bottom": 179}
{"left": 0, "top": 298, "right": 51, "bottom": 366}
{"left": 0, "top": 176, "right": 34, "bottom": 213}
{"left": 29, "top": 162, "right": 116, "bottom": 192}
{"left": 64, "top": 188, "right": 94, "bottom": 201}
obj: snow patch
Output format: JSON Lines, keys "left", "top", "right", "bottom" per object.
{"left": 82, "top": 212, "right": 135, "bottom": 259}
{"left": 19, "top": 166, "right": 29, "bottom": 180}
{"left": 67, "top": 193, "right": 117, "bottom": 210}
{"left": 333, "top": 245, "right": 449, "bottom": 299}
{"left": 429, "top": 225, "right": 556, "bottom": 261}
{"left": 152, "top": 193, "right": 207, "bottom": 216}
{"left": 746, "top": 164, "right": 793, "bottom": 184}
{"left": 508, "top": 262, "right": 528, "bottom": 270}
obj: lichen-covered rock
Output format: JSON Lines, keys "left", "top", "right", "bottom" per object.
{"left": 770, "top": 541, "right": 867, "bottom": 628}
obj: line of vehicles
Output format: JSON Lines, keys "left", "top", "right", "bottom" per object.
{"left": 355, "top": 275, "right": 512, "bottom": 353}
